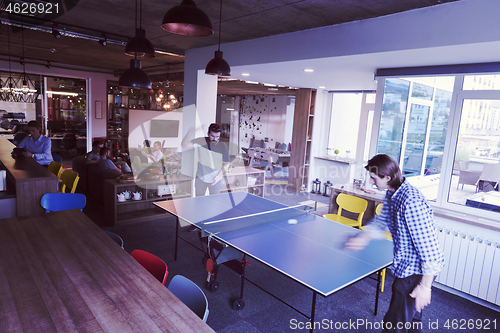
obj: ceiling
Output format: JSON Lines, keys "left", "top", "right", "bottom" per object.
{"left": 0, "top": 0, "right": 462, "bottom": 94}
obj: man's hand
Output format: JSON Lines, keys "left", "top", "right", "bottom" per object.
{"left": 409, "top": 284, "right": 432, "bottom": 312}
{"left": 211, "top": 173, "right": 222, "bottom": 185}
{"left": 21, "top": 151, "right": 32, "bottom": 158}
{"left": 344, "top": 232, "right": 372, "bottom": 251}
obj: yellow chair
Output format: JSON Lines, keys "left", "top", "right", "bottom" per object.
{"left": 47, "top": 161, "right": 63, "bottom": 184}
{"left": 323, "top": 193, "right": 368, "bottom": 229}
{"left": 372, "top": 203, "right": 391, "bottom": 292}
{"left": 58, "top": 170, "right": 80, "bottom": 193}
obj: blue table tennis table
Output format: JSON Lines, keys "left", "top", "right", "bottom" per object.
{"left": 154, "top": 192, "right": 393, "bottom": 332}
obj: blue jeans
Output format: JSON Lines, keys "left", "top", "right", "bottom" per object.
{"left": 195, "top": 177, "right": 222, "bottom": 197}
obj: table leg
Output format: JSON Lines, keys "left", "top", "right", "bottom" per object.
{"left": 310, "top": 291, "right": 317, "bottom": 333}
{"left": 374, "top": 268, "right": 382, "bottom": 315}
{"left": 174, "top": 217, "right": 179, "bottom": 261}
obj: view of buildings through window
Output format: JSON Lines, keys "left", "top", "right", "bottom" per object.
{"left": 377, "top": 75, "right": 500, "bottom": 216}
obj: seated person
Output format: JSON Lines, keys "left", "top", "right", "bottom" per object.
{"left": 85, "top": 140, "right": 102, "bottom": 164}
{"left": 97, "top": 147, "right": 132, "bottom": 174}
{"left": 14, "top": 120, "right": 53, "bottom": 166}
{"left": 141, "top": 141, "right": 164, "bottom": 163}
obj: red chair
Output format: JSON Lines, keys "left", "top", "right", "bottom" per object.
{"left": 130, "top": 250, "right": 168, "bottom": 285}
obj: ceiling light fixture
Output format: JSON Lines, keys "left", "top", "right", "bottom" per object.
{"left": 125, "top": 0, "right": 155, "bottom": 57}
{"left": 161, "top": 0, "right": 213, "bottom": 37}
{"left": 19, "top": 21, "right": 36, "bottom": 97}
{"left": 1, "top": 19, "right": 15, "bottom": 98}
{"left": 119, "top": 59, "right": 152, "bottom": 90}
{"left": 205, "top": 0, "right": 230, "bottom": 76}
{"left": 242, "top": 73, "right": 250, "bottom": 76}
{"left": 98, "top": 34, "right": 107, "bottom": 46}
{"left": 52, "top": 24, "right": 61, "bottom": 39}
{"left": 304, "top": 69, "right": 314, "bottom": 72}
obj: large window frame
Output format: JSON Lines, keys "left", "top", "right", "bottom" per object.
{"left": 374, "top": 75, "right": 500, "bottom": 223}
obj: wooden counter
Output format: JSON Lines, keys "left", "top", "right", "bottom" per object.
{"left": 0, "top": 210, "right": 215, "bottom": 333}
{"left": 329, "top": 183, "right": 386, "bottom": 226}
{"left": 0, "top": 137, "right": 57, "bottom": 216}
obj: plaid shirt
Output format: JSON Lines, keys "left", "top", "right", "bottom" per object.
{"left": 365, "top": 179, "right": 444, "bottom": 278}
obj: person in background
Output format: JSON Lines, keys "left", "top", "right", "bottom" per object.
{"left": 86, "top": 140, "right": 102, "bottom": 164}
{"left": 16, "top": 120, "right": 53, "bottom": 166}
{"left": 182, "top": 123, "right": 230, "bottom": 197}
{"left": 97, "top": 147, "right": 131, "bottom": 174}
{"left": 344, "top": 154, "right": 444, "bottom": 333}
{"left": 141, "top": 141, "right": 164, "bottom": 163}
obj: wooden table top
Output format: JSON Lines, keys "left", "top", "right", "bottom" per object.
{"left": 331, "top": 183, "right": 386, "bottom": 202}
{"left": 0, "top": 210, "right": 215, "bottom": 333}
{"left": 0, "top": 137, "right": 55, "bottom": 181}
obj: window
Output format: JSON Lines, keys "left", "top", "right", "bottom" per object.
{"left": 375, "top": 74, "right": 500, "bottom": 220}
{"left": 327, "top": 92, "right": 375, "bottom": 161}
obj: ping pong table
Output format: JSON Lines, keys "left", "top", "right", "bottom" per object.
{"left": 154, "top": 192, "right": 393, "bottom": 332}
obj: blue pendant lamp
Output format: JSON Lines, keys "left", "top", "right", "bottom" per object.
{"left": 161, "top": 0, "right": 213, "bottom": 37}
{"left": 205, "top": 0, "right": 230, "bottom": 76}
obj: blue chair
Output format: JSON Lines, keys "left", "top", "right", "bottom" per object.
{"left": 104, "top": 230, "right": 125, "bottom": 249}
{"left": 168, "top": 275, "right": 209, "bottom": 322}
{"left": 40, "top": 193, "right": 86, "bottom": 212}
{"left": 52, "top": 155, "right": 63, "bottom": 163}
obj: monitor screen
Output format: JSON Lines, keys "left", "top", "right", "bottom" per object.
{"left": 150, "top": 120, "right": 179, "bottom": 138}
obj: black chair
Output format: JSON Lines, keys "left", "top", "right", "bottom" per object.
{"left": 13, "top": 132, "right": 28, "bottom": 145}
{"left": 60, "top": 133, "right": 77, "bottom": 156}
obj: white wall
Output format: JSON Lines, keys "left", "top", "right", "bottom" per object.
{"left": 238, "top": 95, "right": 289, "bottom": 149}
{"left": 128, "top": 109, "right": 183, "bottom": 150}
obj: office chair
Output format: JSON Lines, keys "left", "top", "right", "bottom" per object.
{"left": 168, "top": 275, "right": 209, "bottom": 322}
{"left": 130, "top": 249, "right": 168, "bottom": 285}
{"left": 40, "top": 193, "right": 86, "bottom": 212}
{"left": 323, "top": 193, "right": 368, "bottom": 228}
{"left": 58, "top": 169, "right": 80, "bottom": 193}
{"left": 47, "top": 161, "right": 63, "bottom": 185}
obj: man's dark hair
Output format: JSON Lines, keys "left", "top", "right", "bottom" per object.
{"left": 365, "top": 154, "right": 403, "bottom": 189}
{"left": 27, "top": 120, "right": 41, "bottom": 130}
{"left": 92, "top": 140, "right": 102, "bottom": 148}
{"left": 99, "top": 147, "right": 110, "bottom": 157}
{"left": 208, "top": 123, "right": 221, "bottom": 134}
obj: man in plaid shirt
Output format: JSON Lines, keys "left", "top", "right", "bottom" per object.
{"left": 345, "top": 154, "right": 444, "bottom": 332}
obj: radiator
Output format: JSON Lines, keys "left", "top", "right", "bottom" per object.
{"left": 436, "top": 227, "right": 500, "bottom": 306}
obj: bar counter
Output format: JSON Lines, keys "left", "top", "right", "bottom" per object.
{"left": 0, "top": 137, "right": 57, "bottom": 216}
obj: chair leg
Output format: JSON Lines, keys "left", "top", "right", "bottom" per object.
{"left": 380, "top": 268, "right": 386, "bottom": 292}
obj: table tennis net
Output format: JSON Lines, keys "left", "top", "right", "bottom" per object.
{"left": 201, "top": 203, "right": 316, "bottom": 236}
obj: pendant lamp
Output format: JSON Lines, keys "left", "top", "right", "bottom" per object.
{"left": 205, "top": 0, "right": 230, "bottom": 76}
{"left": 1, "top": 21, "right": 16, "bottom": 98}
{"left": 125, "top": 0, "right": 155, "bottom": 58}
{"left": 119, "top": 59, "right": 152, "bottom": 90}
{"left": 161, "top": 0, "right": 213, "bottom": 37}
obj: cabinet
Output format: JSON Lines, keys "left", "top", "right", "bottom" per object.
{"left": 288, "top": 88, "right": 316, "bottom": 192}
{"left": 220, "top": 166, "right": 266, "bottom": 197}
{"left": 107, "top": 82, "right": 150, "bottom": 139}
{"left": 104, "top": 175, "right": 192, "bottom": 225}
